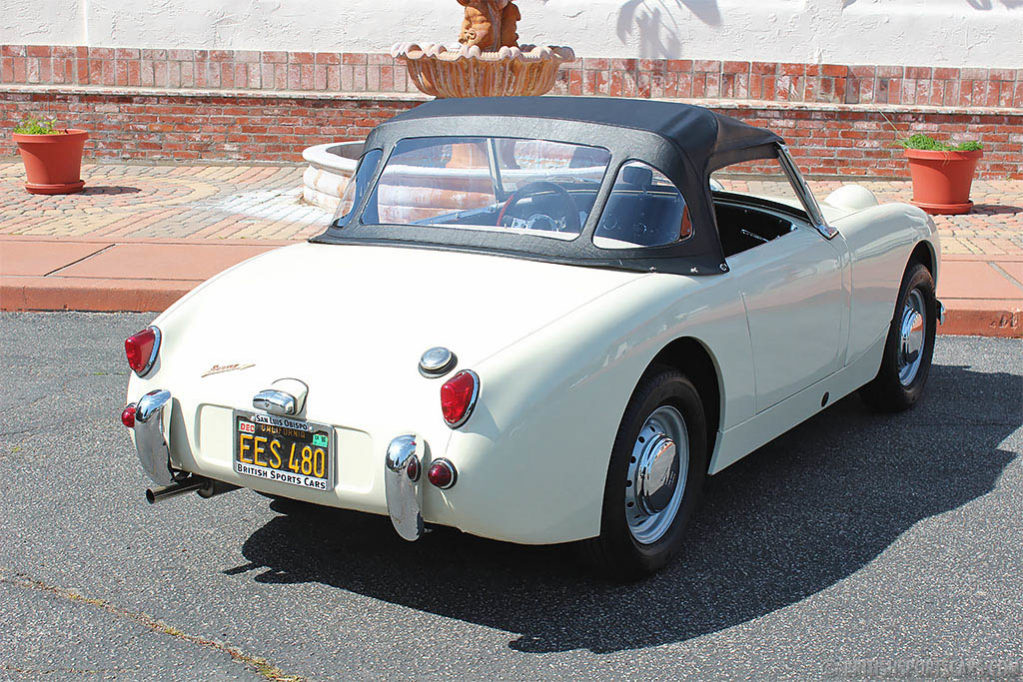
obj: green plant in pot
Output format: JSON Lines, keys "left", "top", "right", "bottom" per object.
{"left": 900, "top": 133, "right": 983, "bottom": 215}
{"left": 12, "top": 116, "right": 89, "bottom": 195}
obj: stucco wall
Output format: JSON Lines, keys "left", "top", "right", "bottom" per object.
{"left": 2, "top": 0, "right": 1020, "bottom": 69}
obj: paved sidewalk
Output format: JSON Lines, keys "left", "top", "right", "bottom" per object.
{"left": 0, "top": 162, "right": 327, "bottom": 241}
{"left": 1, "top": 162, "right": 1020, "bottom": 336}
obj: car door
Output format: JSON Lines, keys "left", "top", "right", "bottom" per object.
{"left": 725, "top": 220, "right": 846, "bottom": 413}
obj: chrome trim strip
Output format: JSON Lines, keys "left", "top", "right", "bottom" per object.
{"left": 777, "top": 143, "right": 838, "bottom": 240}
{"left": 938, "top": 300, "right": 946, "bottom": 325}
{"left": 133, "top": 389, "right": 176, "bottom": 486}
{"left": 384, "top": 435, "right": 424, "bottom": 541}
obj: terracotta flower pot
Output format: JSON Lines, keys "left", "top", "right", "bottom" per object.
{"left": 904, "top": 148, "right": 982, "bottom": 215}
{"left": 13, "top": 129, "right": 89, "bottom": 194}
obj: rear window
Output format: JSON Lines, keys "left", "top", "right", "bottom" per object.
{"left": 358, "top": 136, "right": 611, "bottom": 240}
{"left": 593, "top": 161, "right": 692, "bottom": 249}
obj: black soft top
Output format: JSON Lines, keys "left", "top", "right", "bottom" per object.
{"left": 387, "top": 97, "right": 782, "bottom": 174}
{"left": 313, "top": 97, "right": 787, "bottom": 275}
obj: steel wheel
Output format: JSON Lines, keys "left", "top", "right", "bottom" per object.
{"left": 859, "top": 261, "right": 936, "bottom": 413}
{"left": 898, "top": 288, "right": 927, "bottom": 387}
{"left": 625, "top": 405, "right": 689, "bottom": 545}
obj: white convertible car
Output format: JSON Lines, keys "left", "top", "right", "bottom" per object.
{"left": 123, "top": 97, "right": 942, "bottom": 578}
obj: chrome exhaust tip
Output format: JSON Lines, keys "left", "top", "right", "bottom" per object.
{"left": 145, "top": 476, "right": 239, "bottom": 504}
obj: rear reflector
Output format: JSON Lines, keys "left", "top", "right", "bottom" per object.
{"left": 440, "top": 370, "right": 479, "bottom": 428}
{"left": 125, "top": 326, "right": 160, "bottom": 376}
{"left": 121, "top": 404, "right": 136, "bottom": 428}
{"left": 427, "top": 459, "right": 457, "bottom": 489}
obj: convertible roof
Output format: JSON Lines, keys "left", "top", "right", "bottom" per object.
{"left": 384, "top": 96, "right": 783, "bottom": 171}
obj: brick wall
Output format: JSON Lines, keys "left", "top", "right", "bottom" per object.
{"left": 3, "top": 45, "right": 1021, "bottom": 178}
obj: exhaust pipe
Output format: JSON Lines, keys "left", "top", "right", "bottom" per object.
{"left": 145, "top": 476, "right": 239, "bottom": 504}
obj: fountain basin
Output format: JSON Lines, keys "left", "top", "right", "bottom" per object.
{"left": 392, "top": 43, "right": 575, "bottom": 98}
{"left": 301, "top": 141, "right": 365, "bottom": 211}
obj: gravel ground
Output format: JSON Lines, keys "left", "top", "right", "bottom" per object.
{"left": 1, "top": 312, "right": 1020, "bottom": 680}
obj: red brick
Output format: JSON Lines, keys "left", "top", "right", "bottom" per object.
{"left": 780, "top": 62, "right": 805, "bottom": 76}
{"left": 583, "top": 58, "right": 610, "bottom": 70}
{"left": 693, "top": 60, "right": 719, "bottom": 73}
{"left": 261, "top": 51, "right": 288, "bottom": 64}
{"left": 127, "top": 60, "right": 140, "bottom": 86}
{"left": 315, "top": 53, "right": 341, "bottom": 65}
{"left": 343, "top": 53, "right": 367, "bottom": 65}
{"left": 26, "top": 45, "right": 51, "bottom": 57}
{"left": 820, "top": 64, "right": 847, "bottom": 77}
{"left": 666, "top": 59, "right": 691, "bottom": 73}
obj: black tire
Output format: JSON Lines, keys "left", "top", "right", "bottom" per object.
{"left": 581, "top": 367, "right": 707, "bottom": 581}
{"left": 859, "top": 262, "right": 937, "bottom": 412}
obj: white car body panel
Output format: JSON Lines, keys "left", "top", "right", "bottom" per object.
{"left": 128, "top": 193, "right": 939, "bottom": 546}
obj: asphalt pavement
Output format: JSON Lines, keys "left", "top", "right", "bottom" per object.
{"left": 1, "top": 312, "right": 1021, "bottom": 680}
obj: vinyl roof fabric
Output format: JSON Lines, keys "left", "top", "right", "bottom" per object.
{"left": 385, "top": 96, "right": 783, "bottom": 172}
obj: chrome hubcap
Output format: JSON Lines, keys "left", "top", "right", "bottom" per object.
{"left": 626, "top": 405, "right": 689, "bottom": 545}
{"left": 898, "top": 289, "right": 927, "bottom": 386}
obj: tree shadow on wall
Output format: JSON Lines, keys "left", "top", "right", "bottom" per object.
{"left": 617, "top": 0, "right": 722, "bottom": 59}
{"left": 964, "top": 0, "right": 1023, "bottom": 9}
{"left": 230, "top": 360, "right": 1020, "bottom": 654}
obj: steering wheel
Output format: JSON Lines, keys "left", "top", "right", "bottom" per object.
{"left": 496, "top": 181, "right": 581, "bottom": 234}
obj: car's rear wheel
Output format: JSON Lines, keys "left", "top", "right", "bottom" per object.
{"left": 860, "top": 261, "right": 937, "bottom": 412}
{"left": 582, "top": 367, "right": 707, "bottom": 580}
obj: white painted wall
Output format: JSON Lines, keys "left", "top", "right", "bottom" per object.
{"left": 3, "top": 0, "right": 1021, "bottom": 68}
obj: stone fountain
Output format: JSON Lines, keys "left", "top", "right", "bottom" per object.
{"left": 392, "top": 0, "right": 575, "bottom": 98}
{"left": 302, "top": 0, "right": 575, "bottom": 210}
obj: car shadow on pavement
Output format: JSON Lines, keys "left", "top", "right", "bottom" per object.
{"left": 232, "top": 362, "right": 1020, "bottom": 654}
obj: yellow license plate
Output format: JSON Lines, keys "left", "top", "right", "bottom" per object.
{"left": 233, "top": 411, "right": 332, "bottom": 491}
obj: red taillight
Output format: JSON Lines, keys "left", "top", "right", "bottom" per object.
{"left": 125, "top": 326, "right": 160, "bottom": 376}
{"left": 440, "top": 370, "right": 479, "bottom": 428}
{"left": 121, "top": 404, "right": 136, "bottom": 428}
{"left": 428, "top": 459, "right": 457, "bottom": 489}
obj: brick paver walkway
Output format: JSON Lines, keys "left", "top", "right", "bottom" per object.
{"left": 0, "top": 162, "right": 329, "bottom": 241}
{"left": 1, "top": 162, "right": 1020, "bottom": 255}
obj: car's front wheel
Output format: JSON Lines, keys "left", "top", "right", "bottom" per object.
{"left": 860, "top": 261, "right": 937, "bottom": 412}
{"left": 582, "top": 368, "right": 707, "bottom": 580}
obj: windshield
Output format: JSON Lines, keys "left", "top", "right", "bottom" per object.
{"left": 357, "top": 136, "right": 611, "bottom": 240}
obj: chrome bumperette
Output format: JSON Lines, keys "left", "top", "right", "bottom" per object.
{"left": 384, "top": 435, "right": 424, "bottom": 541}
{"left": 777, "top": 143, "right": 838, "bottom": 241}
{"left": 133, "top": 389, "right": 177, "bottom": 486}
{"left": 937, "top": 300, "right": 946, "bottom": 325}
